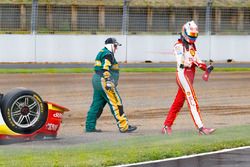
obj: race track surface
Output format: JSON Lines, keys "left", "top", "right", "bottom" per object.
{"left": 0, "top": 72, "right": 250, "bottom": 146}
{"left": 125, "top": 147, "right": 250, "bottom": 167}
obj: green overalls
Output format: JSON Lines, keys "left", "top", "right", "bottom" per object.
{"left": 85, "top": 47, "right": 129, "bottom": 132}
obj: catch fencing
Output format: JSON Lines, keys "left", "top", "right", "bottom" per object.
{"left": 0, "top": 0, "right": 249, "bottom": 35}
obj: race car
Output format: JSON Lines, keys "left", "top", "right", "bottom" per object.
{"left": 0, "top": 88, "right": 69, "bottom": 142}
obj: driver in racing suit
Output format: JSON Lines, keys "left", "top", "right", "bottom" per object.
{"left": 162, "top": 21, "right": 215, "bottom": 135}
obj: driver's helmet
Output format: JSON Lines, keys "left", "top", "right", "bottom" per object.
{"left": 181, "top": 21, "right": 199, "bottom": 44}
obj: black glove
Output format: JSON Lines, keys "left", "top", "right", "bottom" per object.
{"left": 105, "top": 77, "right": 115, "bottom": 90}
{"left": 179, "top": 64, "right": 184, "bottom": 69}
{"left": 207, "top": 65, "right": 214, "bottom": 73}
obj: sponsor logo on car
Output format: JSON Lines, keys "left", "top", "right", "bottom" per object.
{"left": 46, "top": 123, "right": 58, "bottom": 131}
{"left": 53, "top": 112, "right": 63, "bottom": 118}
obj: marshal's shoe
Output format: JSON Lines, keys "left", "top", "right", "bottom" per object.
{"left": 86, "top": 129, "right": 102, "bottom": 133}
{"left": 120, "top": 125, "right": 137, "bottom": 133}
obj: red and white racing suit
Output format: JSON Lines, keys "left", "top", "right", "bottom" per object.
{"left": 164, "top": 39, "right": 207, "bottom": 129}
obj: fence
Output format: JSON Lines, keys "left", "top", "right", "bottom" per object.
{"left": 0, "top": 1, "right": 249, "bottom": 34}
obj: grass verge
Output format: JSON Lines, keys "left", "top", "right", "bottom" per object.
{"left": 0, "top": 125, "right": 249, "bottom": 167}
{"left": 0, "top": 67, "right": 249, "bottom": 73}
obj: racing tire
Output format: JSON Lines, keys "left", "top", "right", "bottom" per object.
{"left": 1, "top": 88, "right": 48, "bottom": 134}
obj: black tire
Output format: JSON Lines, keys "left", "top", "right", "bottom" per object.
{"left": 1, "top": 88, "right": 48, "bottom": 134}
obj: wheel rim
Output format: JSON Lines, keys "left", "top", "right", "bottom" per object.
{"left": 10, "top": 95, "right": 41, "bottom": 128}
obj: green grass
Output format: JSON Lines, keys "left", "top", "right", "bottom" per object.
{"left": 0, "top": 67, "right": 176, "bottom": 73}
{"left": 0, "top": 68, "right": 93, "bottom": 73}
{"left": 0, "top": 67, "right": 249, "bottom": 73}
{"left": 214, "top": 68, "right": 250, "bottom": 72}
{"left": 0, "top": 125, "right": 250, "bottom": 167}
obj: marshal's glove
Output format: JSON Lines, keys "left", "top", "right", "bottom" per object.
{"left": 105, "top": 77, "right": 115, "bottom": 90}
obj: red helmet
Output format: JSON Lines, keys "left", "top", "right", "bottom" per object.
{"left": 181, "top": 21, "right": 198, "bottom": 44}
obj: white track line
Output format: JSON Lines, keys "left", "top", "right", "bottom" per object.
{"left": 115, "top": 146, "right": 250, "bottom": 167}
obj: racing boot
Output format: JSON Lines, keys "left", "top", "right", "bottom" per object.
{"left": 162, "top": 126, "right": 172, "bottom": 135}
{"left": 120, "top": 125, "right": 137, "bottom": 133}
{"left": 199, "top": 127, "right": 215, "bottom": 135}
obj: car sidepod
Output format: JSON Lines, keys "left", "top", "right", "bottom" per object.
{"left": 35, "top": 101, "right": 69, "bottom": 139}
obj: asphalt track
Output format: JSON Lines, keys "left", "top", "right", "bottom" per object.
{"left": 119, "top": 147, "right": 250, "bottom": 167}
{"left": 0, "top": 62, "right": 249, "bottom": 68}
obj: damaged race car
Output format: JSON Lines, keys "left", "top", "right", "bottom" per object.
{"left": 0, "top": 87, "right": 69, "bottom": 142}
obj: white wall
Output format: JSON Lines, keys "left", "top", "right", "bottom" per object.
{"left": 0, "top": 35, "right": 35, "bottom": 62}
{"left": 0, "top": 34, "right": 249, "bottom": 63}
